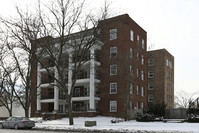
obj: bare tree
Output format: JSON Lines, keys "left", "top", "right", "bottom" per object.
{"left": 175, "top": 90, "right": 196, "bottom": 108}
{"left": 0, "top": 6, "right": 42, "bottom": 117}
{"left": 0, "top": 38, "right": 18, "bottom": 117}
{"left": 33, "top": 0, "right": 111, "bottom": 125}
{"left": 0, "top": 0, "right": 111, "bottom": 125}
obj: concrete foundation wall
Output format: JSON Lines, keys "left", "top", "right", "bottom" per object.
{"left": 165, "top": 108, "right": 187, "bottom": 119}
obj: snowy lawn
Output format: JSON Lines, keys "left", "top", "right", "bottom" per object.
{"left": 32, "top": 116, "right": 199, "bottom": 133}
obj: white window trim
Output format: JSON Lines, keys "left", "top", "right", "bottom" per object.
{"left": 130, "top": 30, "right": 134, "bottom": 41}
{"left": 141, "top": 55, "right": 144, "bottom": 65}
{"left": 137, "top": 85, "right": 139, "bottom": 94}
{"left": 130, "top": 48, "right": 133, "bottom": 59}
{"left": 130, "top": 65, "right": 133, "bottom": 76}
{"left": 141, "top": 87, "right": 144, "bottom": 97}
{"left": 130, "top": 83, "right": 133, "bottom": 94}
{"left": 142, "top": 39, "right": 145, "bottom": 49}
{"left": 141, "top": 71, "right": 144, "bottom": 80}
{"left": 148, "top": 71, "right": 154, "bottom": 78}
{"left": 110, "top": 46, "right": 117, "bottom": 58}
{"left": 141, "top": 103, "right": 144, "bottom": 109}
{"left": 110, "top": 101, "right": 117, "bottom": 112}
{"left": 137, "top": 35, "right": 139, "bottom": 44}
{"left": 148, "top": 59, "right": 154, "bottom": 66}
{"left": 110, "top": 29, "right": 117, "bottom": 40}
{"left": 110, "top": 82, "right": 117, "bottom": 94}
{"left": 148, "top": 83, "right": 154, "bottom": 90}
{"left": 148, "top": 95, "right": 154, "bottom": 102}
{"left": 110, "top": 64, "right": 117, "bottom": 75}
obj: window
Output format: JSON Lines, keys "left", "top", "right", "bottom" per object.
{"left": 110, "top": 64, "right": 117, "bottom": 75}
{"left": 141, "top": 71, "right": 144, "bottom": 80}
{"left": 148, "top": 83, "right": 154, "bottom": 90}
{"left": 130, "top": 30, "right": 134, "bottom": 41}
{"left": 136, "top": 102, "right": 139, "bottom": 109}
{"left": 166, "top": 71, "right": 169, "bottom": 79}
{"left": 137, "top": 68, "right": 139, "bottom": 77}
{"left": 148, "top": 71, "right": 154, "bottom": 78}
{"left": 110, "top": 82, "right": 117, "bottom": 94}
{"left": 130, "top": 65, "right": 133, "bottom": 76}
{"left": 136, "top": 52, "right": 139, "bottom": 62}
{"left": 166, "top": 59, "right": 169, "bottom": 66}
{"left": 148, "top": 95, "right": 154, "bottom": 102}
{"left": 110, "top": 29, "right": 117, "bottom": 40}
{"left": 59, "top": 105, "right": 63, "bottom": 113}
{"left": 137, "top": 35, "right": 140, "bottom": 44}
{"left": 110, "top": 46, "right": 117, "bottom": 58}
{"left": 110, "top": 101, "right": 117, "bottom": 112}
{"left": 130, "top": 83, "right": 133, "bottom": 94}
{"left": 84, "top": 87, "right": 90, "bottom": 96}
{"left": 148, "top": 59, "right": 154, "bottom": 66}
{"left": 142, "top": 39, "right": 145, "bottom": 49}
{"left": 137, "top": 85, "right": 139, "bottom": 94}
{"left": 130, "top": 48, "right": 133, "bottom": 59}
{"left": 130, "top": 101, "right": 133, "bottom": 109}
{"left": 141, "top": 87, "right": 144, "bottom": 97}
{"left": 141, "top": 103, "right": 144, "bottom": 109}
{"left": 141, "top": 55, "right": 144, "bottom": 65}
{"left": 74, "top": 88, "right": 80, "bottom": 97}
{"left": 170, "top": 61, "right": 172, "bottom": 69}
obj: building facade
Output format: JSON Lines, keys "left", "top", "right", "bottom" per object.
{"left": 98, "top": 14, "right": 147, "bottom": 118}
{"left": 147, "top": 49, "right": 174, "bottom": 108}
{"left": 31, "top": 14, "right": 174, "bottom": 119}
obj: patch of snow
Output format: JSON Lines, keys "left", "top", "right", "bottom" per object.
{"left": 32, "top": 116, "right": 199, "bottom": 133}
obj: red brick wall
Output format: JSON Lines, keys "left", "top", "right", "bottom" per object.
{"left": 147, "top": 49, "right": 174, "bottom": 108}
{"left": 98, "top": 14, "right": 147, "bottom": 118}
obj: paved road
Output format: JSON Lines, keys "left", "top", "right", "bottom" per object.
{"left": 0, "top": 129, "right": 81, "bottom": 133}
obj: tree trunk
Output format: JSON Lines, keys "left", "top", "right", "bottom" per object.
{"left": 68, "top": 97, "right": 74, "bottom": 125}
{"left": 25, "top": 108, "right": 29, "bottom": 118}
{"left": 8, "top": 110, "right": 12, "bottom": 117}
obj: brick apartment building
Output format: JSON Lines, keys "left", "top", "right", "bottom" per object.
{"left": 147, "top": 49, "right": 174, "bottom": 108}
{"left": 30, "top": 14, "right": 174, "bottom": 119}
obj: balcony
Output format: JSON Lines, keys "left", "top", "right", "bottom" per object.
{"left": 41, "top": 79, "right": 54, "bottom": 84}
{"left": 41, "top": 94, "right": 66, "bottom": 100}
{"left": 41, "top": 94, "right": 54, "bottom": 100}
{"left": 73, "top": 92, "right": 99, "bottom": 97}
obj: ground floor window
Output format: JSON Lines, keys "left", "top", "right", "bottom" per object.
{"left": 110, "top": 101, "right": 117, "bottom": 112}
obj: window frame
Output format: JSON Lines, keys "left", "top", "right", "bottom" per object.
{"left": 141, "top": 55, "right": 144, "bottom": 65}
{"left": 137, "top": 35, "right": 140, "bottom": 44}
{"left": 130, "top": 83, "right": 133, "bottom": 94}
{"left": 110, "top": 46, "right": 117, "bottom": 58}
{"left": 130, "top": 30, "right": 134, "bottom": 41}
{"left": 110, "top": 82, "right": 117, "bottom": 94}
{"left": 141, "top": 87, "right": 144, "bottom": 97}
{"left": 110, "top": 64, "right": 117, "bottom": 75}
{"left": 142, "top": 39, "right": 145, "bottom": 49}
{"left": 137, "top": 85, "right": 139, "bottom": 94}
{"left": 141, "top": 71, "right": 144, "bottom": 81}
{"left": 148, "top": 82, "right": 154, "bottom": 90}
{"left": 130, "top": 65, "right": 133, "bottom": 76}
{"left": 148, "top": 71, "right": 154, "bottom": 78}
{"left": 148, "top": 59, "right": 154, "bottom": 66}
{"left": 130, "top": 48, "right": 133, "bottom": 59}
{"left": 110, "top": 29, "right": 117, "bottom": 40}
{"left": 110, "top": 101, "right": 117, "bottom": 112}
{"left": 148, "top": 95, "right": 154, "bottom": 102}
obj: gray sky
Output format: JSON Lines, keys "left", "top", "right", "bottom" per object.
{"left": 1, "top": 0, "right": 199, "bottom": 96}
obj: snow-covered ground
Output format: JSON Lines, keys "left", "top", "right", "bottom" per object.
{"left": 32, "top": 116, "right": 199, "bottom": 133}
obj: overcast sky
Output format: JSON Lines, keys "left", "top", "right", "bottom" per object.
{"left": 1, "top": 0, "right": 199, "bottom": 97}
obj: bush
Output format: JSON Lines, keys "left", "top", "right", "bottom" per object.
{"left": 145, "top": 102, "right": 167, "bottom": 118}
